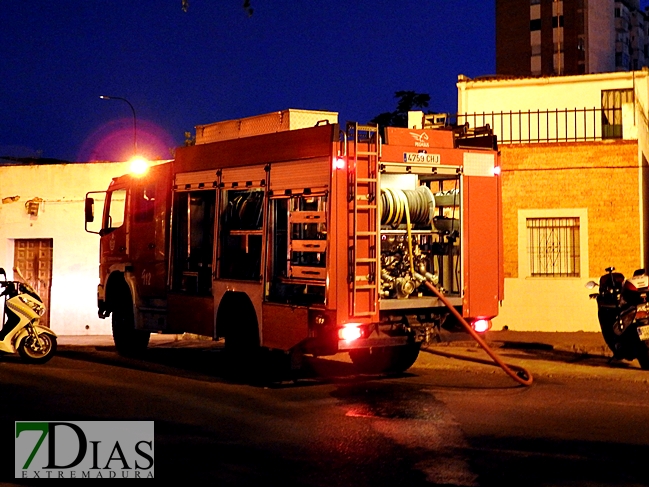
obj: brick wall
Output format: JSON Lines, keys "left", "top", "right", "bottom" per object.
{"left": 500, "top": 140, "right": 641, "bottom": 278}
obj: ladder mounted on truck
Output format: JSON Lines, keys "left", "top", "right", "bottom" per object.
{"left": 347, "top": 122, "right": 380, "bottom": 318}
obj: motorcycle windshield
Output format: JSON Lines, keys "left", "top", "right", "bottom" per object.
{"left": 18, "top": 283, "right": 42, "bottom": 303}
{"left": 600, "top": 273, "right": 625, "bottom": 290}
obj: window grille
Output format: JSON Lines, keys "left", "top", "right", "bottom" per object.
{"left": 527, "top": 217, "right": 580, "bottom": 277}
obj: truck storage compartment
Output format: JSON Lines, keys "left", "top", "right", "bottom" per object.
{"left": 266, "top": 193, "right": 327, "bottom": 306}
{"left": 378, "top": 172, "right": 461, "bottom": 303}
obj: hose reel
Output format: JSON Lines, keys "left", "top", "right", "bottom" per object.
{"left": 379, "top": 185, "right": 438, "bottom": 299}
{"left": 380, "top": 185, "right": 435, "bottom": 228}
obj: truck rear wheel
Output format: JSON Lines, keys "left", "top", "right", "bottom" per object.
{"left": 349, "top": 343, "right": 421, "bottom": 374}
{"left": 218, "top": 293, "right": 261, "bottom": 375}
{"left": 112, "top": 288, "right": 150, "bottom": 357}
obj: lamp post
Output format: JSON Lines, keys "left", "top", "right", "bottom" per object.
{"left": 99, "top": 95, "right": 137, "bottom": 155}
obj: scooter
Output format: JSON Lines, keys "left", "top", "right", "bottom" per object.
{"left": 586, "top": 267, "right": 649, "bottom": 369}
{"left": 0, "top": 267, "right": 57, "bottom": 363}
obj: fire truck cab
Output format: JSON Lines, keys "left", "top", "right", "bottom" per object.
{"left": 85, "top": 109, "right": 503, "bottom": 374}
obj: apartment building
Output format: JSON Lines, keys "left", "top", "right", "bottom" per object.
{"left": 497, "top": 0, "right": 649, "bottom": 76}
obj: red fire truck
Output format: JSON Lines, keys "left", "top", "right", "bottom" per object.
{"left": 85, "top": 109, "right": 503, "bottom": 374}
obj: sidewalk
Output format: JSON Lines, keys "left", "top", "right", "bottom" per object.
{"left": 56, "top": 330, "right": 611, "bottom": 356}
{"left": 56, "top": 334, "right": 188, "bottom": 348}
{"left": 437, "top": 330, "right": 611, "bottom": 356}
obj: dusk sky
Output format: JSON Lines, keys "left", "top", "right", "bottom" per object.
{"left": 4, "top": 1, "right": 497, "bottom": 162}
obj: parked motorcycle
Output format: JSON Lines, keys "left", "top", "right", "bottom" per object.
{"left": 0, "top": 267, "right": 57, "bottom": 363}
{"left": 586, "top": 267, "right": 649, "bottom": 369}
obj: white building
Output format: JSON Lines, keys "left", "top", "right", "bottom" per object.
{"left": 0, "top": 162, "right": 129, "bottom": 335}
{"left": 456, "top": 69, "right": 649, "bottom": 332}
{"left": 457, "top": 70, "right": 648, "bottom": 142}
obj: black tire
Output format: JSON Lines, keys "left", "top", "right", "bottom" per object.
{"left": 349, "top": 343, "right": 421, "bottom": 374}
{"left": 636, "top": 341, "right": 649, "bottom": 370}
{"left": 112, "top": 287, "right": 150, "bottom": 357}
{"left": 18, "top": 333, "right": 57, "bottom": 364}
{"left": 597, "top": 308, "right": 620, "bottom": 356}
{"left": 218, "top": 293, "right": 261, "bottom": 376}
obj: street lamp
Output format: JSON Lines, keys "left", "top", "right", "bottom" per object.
{"left": 99, "top": 95, "right": 148, "bottom": 174}
{"left": 99, "top": 95, "right": 138, "bottom": 155}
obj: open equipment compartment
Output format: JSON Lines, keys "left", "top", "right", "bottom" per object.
{"left": 378, "top": 169, "right": 462, "bottom": 305}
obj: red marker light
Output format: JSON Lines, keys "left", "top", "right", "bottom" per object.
{"left": 333, "top": 157, "right": 345, "bottom": 170}
{"left": 471, "top": 319, "right": 492, "bottom": 333}
{"left": 338, "top": 323, "right": 362, "bottom": 341}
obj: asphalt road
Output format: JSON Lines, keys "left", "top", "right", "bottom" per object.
{"left": 2, "top": 337, "right": 649, "bottom": 486}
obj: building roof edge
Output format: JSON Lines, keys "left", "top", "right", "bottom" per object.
{"left": 457, "top": 69, "right": 649, "bottom": 88}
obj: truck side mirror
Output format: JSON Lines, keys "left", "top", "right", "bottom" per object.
{"left": 84, "top": 192, "right": 104, "bottom": 235}
{"left": 85, "top": 197, "right": 95, "bottom": 223}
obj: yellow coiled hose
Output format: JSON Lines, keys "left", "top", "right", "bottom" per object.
{"left": 380, "top": 186, "right": 435, "bottom": 279}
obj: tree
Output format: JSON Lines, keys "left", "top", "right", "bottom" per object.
{"left": 369, "top": 91, "right": 431, "bottom": 127}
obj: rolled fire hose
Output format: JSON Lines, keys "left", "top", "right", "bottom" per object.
{"left": 423, "top": 280, "right": 534, "bottom": 387}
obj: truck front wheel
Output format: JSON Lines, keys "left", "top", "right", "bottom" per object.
{"left": 112, "top": 288, "right": 150, "bottom": 357}
{"left": 349, "top": 343, "right": 421, "bottom": 374}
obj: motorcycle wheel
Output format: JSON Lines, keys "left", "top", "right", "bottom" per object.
{"left": 18, "top": 333, "right": 57, "bottom": 364}
{"left": 597, "top": 308, "right": 620, "bottom": 355}
{"left": 636, "top": 341, "right": 649, "bottom": 370}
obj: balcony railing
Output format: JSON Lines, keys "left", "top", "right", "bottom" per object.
{"left": 451, "top": 107, "right": 631, "bottom": 144}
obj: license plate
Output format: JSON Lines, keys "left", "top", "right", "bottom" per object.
{"left": 637, "top": 324, "right": 649, "bottom": 341}
{"left": 403, "top": 152, "right": 441, "bottom": 164}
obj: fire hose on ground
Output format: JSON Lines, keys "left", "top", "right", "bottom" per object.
{"left": 380, "top": 186, "right": 533, "bottom": 386}
{"left": 423, "top": 280, "right": 534, "bottom": 387}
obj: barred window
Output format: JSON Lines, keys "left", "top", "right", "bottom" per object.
{"left": 527, "top": 217, "right": 580, "bottom": 277}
